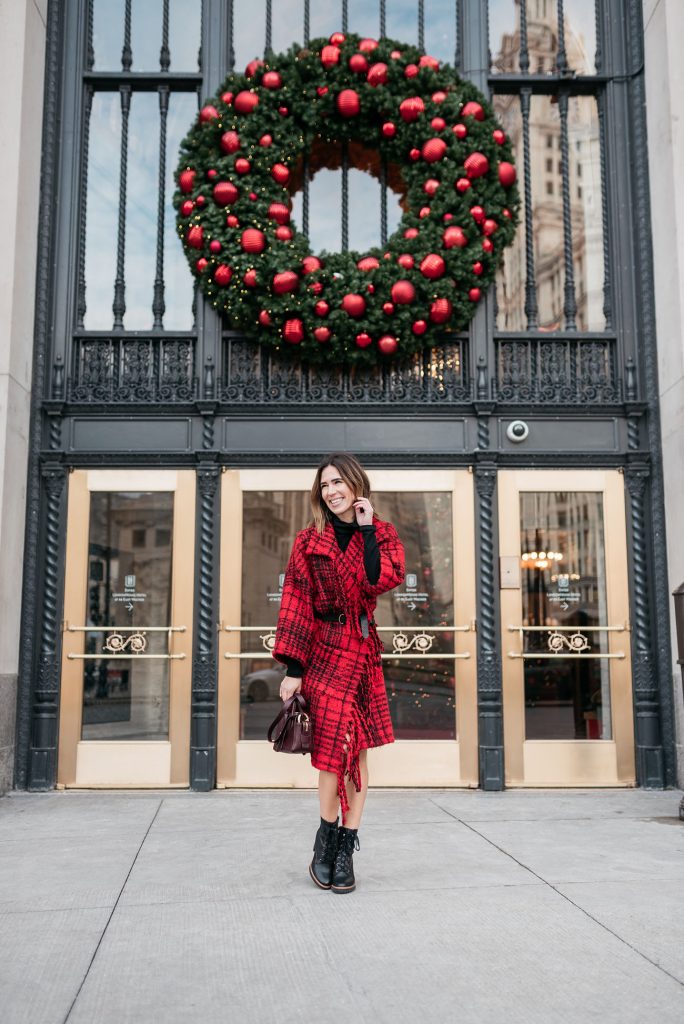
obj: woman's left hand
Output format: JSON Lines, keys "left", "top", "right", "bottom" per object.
{"left": 353, "top": 497, "right": 374, "bottom": 527}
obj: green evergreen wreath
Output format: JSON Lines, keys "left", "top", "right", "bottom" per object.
{"left": 174, "top": 32, "right": 519, "bottom": 365}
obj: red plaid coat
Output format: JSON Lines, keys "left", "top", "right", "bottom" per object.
{"left": 273, "top": 518, "right": 405, "bottom": 821}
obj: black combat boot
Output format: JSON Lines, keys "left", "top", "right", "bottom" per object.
{"left": 309, "top": 817, "right": 339, "bottom": 890}
{"left": 331, "top": 826, "right": 359, "bottom": 894}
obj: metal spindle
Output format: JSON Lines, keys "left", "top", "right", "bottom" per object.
{"left": 454, "top": 0, "right": 460, "bottom": 69}
{"left": 153, "top": 86, "right": 169, "bottom": 330}
{"left": 380, "top": 0, "right": 386, "bottom": 38}
{"left": 418, "top": 0, "right": 425, "bottom": 51}
{"left": 122, "top": 0, "right": 132, "bottom": 71}
{"left": 594, "top": 0, "right": 602, "bottom": 72}
{"left": 380, "top": 158, "right": 388, "bottom": 246}
{"left": 558, "top": 92, "right": 577, "bottom": 329}
{"left": 519, "top": 0, "right": 529, "bottom": 73}
{"left": 520, "top": 90, "right": 537, "bottom": 328}
{"left": 198, "top": 0, "right": 205, "bottom": 71}
{"left": 302, "top": 153, "right": 310, "bottom": 238}
{"left": 226, "top": 0, "right": 233, "bottom": 71}
{"left": 160, "top": 0, "right": 170, "bottom": 71}
{"left": 341, "top": 142, "right": 349, "bottom": 252}
{"left": 112, "top": 86, "right": 131, "bottom": 330}
{"left": 342, "top": 0, "right": 348, "bottom": 34}
{"left": 597, "top": 90, "right": 612, "bottom": 329}
{"left": 86, "top": 0, "right": 95, "bottom": 70}
{"left": 76, "top": 85, "right": 94, "bottom": 330}
{"left": 304, "top": 0, "right": 310, "bottom": 45}
{"left": 265, "top": 0, "right": 272, "bottom": 53}
{"left": 556, "top": 0, "right": 568, "bottom": 74}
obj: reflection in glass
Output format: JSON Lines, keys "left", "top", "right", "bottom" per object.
{"left": 519, "top": 491, "right": 611, "bottom": 740}
{"left": 82, "top": 492, "right": 174, "bottom": 741}
{"left": 124, "top": 93, "right": 159, "bottom": 330}
{"left": 92, "top": 0, "right": 125, "bottom": 71}
{"left": 489, "top": 0, "right": 597, "bottom": 75}
{"left": 299, "top": 168, "right": 342, "bottom": 255}
{"left": 347, "top": 0, "right": 382, "bottom": 41}
{"left": 424, "top": 0, "right": 458, "bottom": 65}
{"left": 84, "top": 93, "right": 121, "bottom": 330}
{"left": 164, "top": 93, "right": 197, "bottom": 329}
{"left": 91, "top": 0, "right": 201, "bottom": 72}
{"left": 168, "top": 0, "right": 202, "bottom": 71}
{"left": 349, "top": 168, "right": 383, "bottom": 254}
{"left": 233, "top": 0, "right": 265, "bottom": 70}
{"left": 386, "top": 0, "right": 420, "bottom": 45}
{"left": 239, "top": 489, "right": 457, "bottom": 741}
{"left": 130, "top": 0, "right": 163, "bottom": 72}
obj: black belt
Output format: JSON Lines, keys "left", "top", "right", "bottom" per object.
{"left": 314, "top": 610, "right": 373, "bottom": 638}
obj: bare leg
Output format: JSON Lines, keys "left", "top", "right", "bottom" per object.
{"left": 318, "top": 768, "right": 339, "bottom": 822}
{"left": 343, "top": 748, "right": 368, "bottom": 829}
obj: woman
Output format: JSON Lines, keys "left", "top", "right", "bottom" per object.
{"left": 273, "top": 453, "right": 405, "bottom": 894}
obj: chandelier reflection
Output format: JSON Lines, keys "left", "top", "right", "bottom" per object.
{"left": 521, "top": 550, "right": 563, "bottom": 569}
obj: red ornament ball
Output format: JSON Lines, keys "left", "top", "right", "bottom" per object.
{"left": 390, "top": 49, "right": 402, "bottom": 59}
{"left": 419, "top": 206, "right": 431, "bottom": 219}
{"left": 186, "top": 225, "right": 204, "bottom": 249}
{"left": 213, "top": 181, "right": 238, "bottom": 206}
{"left": 424, "top": 179, "right": 440, "bottom": 196}
{"left": 409, "top": 148, "right": 421, "bottom": 161}
{"left": 341, "top": 293, "right": 366, "bottom": 317}
{"left": 503, "top": 208, "right": 512, "bottom": 220}
{"left": 482, "top": 238, "right": 494, "bottom": 253}
{"left": 321, "top": 45, "right": 340, "bottom": 68}
{"left": 315, "top": 300, "right": 330, "bottom": 317}
{"left": 382, "top": 121, "right": 397, "bottom": 138}
{"left": 235, "top": 158, "right": 251, "bottom": 175}
{"left": 199, "top": 105, "right": 219, "bottom": 122}
{"left": 359, "top": 38, "right": 378, "bottom": 52}
{"left": 431, "top": 117, "right": 446, "bottom": 131}
{"left": 206, "top": 169, "right": 217, "bottom": 179}
{"left": 234, "top": 91, "right": 259, "bottom": 114}
{"left": 493, "top": 129, "right": 505, "bottom": 145}
{"left": 337, "top": 89, "right": 360, "bottom": 117}
{"left": 258, "top": 310, "right": 272, "bottom": 326}
{"left": 220, "top": 131, "right": 240, "bottom": 154}
{"left": 397, "top": 254, "right": 414, "bottom": 269}
{"left": 213, "top": 264, "right": 232, "bottom": 286}
{"left": 470, "top": 205, "right": 486, "bottom": 224}
{"left": 404, "top": 63, "right": 419, "bottom": 78}
{"left": 358, "top": 256, "right": 380, "bottom": 271}
{"left": 383, "top": 302, "right": 395, "bottom": 315}
{"left": 259, "top": 134, "right": 273, "bottom": 147}
{"left": 483, "top": 218, "right": 498, "bottom": 236}
{"left": 404, "top": 227, "right": 419, "bottom": 239}
{"left": 422, "top": 138, "right": 447, "bottom": 163}
{"left": 391, "top": 280, "right": 416, "bottom": 304}
{"left": 241, "top": 229, "right": 265, "bottom": 253}
{"left": 432, "top": 91, "right": 447, "bottom": 104}
{"left": 453, "top": 123, "right": 467, "bottom": 140}
{"left": 302, "top": 256, "right": 322, "bottom": 274}
{"left": 367, "top": 62, "right": 388, "bottom": 86}
{"left": 310, "top": 282, "right": 323, "bottom": 294}
{"left": 226, "top": 214, "right": 239, "bottom": 227}
{"left": 349, "top": 53, "right": 369, "bottom": 73}
{"left": 419, "top": 54, "right": 439, "bottom": 69}
{"left": 498, "top": 161, "right": 517, "bottom": 187}
{"left": 179, "top": 169, "right": 196, "bottom": 193}
{"left": 472, "top": 261, "right": 483, "bottom": 275}
{"left": 412, "top": 320, "right": 428, "bottom": 335}
{"left": 443, "top": 225, "right": 468, "bottom": 248}
{"left": 278, "top": 106, "right": 289, "bottom": 116}
{"left": 443, "top": 213, "right": 453, "bottom": 221}
{"left": 314, "top": 326, "right": 331, "bottom": 343}
{"left": 245, "top": 59, "right": 264, "bottom": 78}
{"left": 243, "top": 269, "right": 257, "bottom": 287}
{"left": 180, "top": 200, "right": 194, "bottom": 217}
{"left": 378, "top": 335, "right": 398, "bottom": 355}
{"left": 356, "top": 332, "right": 372, "bottom": 349}
{"left": 420, "top": 253, "right": 446, "bottom": 279}
{"left": 469, "top": 287, "right": 482, "bottom": 302}
{"left": 329, "top": 32, "right": 346, "bottom": 45}
{"left": 465, "top": 152, "right": 490, "bottom": 179}
{"left": 455, "top": 177, "right": 471, "bottom": 193}
{"left": 196, "top": 257, "right": 208, "bottom": 272}
{"left": 209, "top": 239, "right": 222, "bottom": 253}
{"left": 221, "top": 91, "right": 233, "bottom": 105}
{"left": 271, "top": 163, "right": 290, "bottom": 185}
{"left": 195, "top": 195, "right": 206, "bottom": 207}
{"left": 275, "top": 226, "right": 293, "bottom": 240}
{"left": 268, "top": 202, "right": 290, "bottom": 224}
{"left": 430, "top": 298, "right": 452, "bottom": 323}
{"left": 399, "top": 96, "right": 425, "bottom": 122}
{"left": 461, "top": 101, "right": 484, "bottom": 121}
{"left": 283, "top": 318, "right": 304, "bottom": 344}
{"left": 273, "top": 271, "right": 299, "bottom": 294}
{"left": 317, "top": 86, "right": 328, "bottom": 97}
{"left": 262, "top": 71, "right": 282, "bottom": 89}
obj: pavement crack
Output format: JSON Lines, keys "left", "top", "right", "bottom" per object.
{"left": 62, "top": 798, "right": 164, "bottom": 1024}
{"left": 430, "top": 798, "right": 684, "bottom": 991}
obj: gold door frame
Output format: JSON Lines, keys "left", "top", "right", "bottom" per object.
{"left": 57, "top": 469, "right": 195, "bottom": 787}
{"left": 217, "top": 469, "right": 478, "bottom": 788}
{"left": 498, "top": 469, "right": 635, "bottom": 786}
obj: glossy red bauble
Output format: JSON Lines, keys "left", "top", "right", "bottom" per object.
{"left": 337, "top": 89, "right": 360, "bottom": 117}
{"left": 378, "top": 335, "right": 398, "bottom": 355}
{"left": 179, "top": 169, "right": 196, "bottom": 193}
{"left": 382, "top": 121, "right": 397, "bottom": 138}
{"left": 383, "top": 302, "right": 395, "bottom": 315}
{"left": 419, "top": 206, "right": 431, "bottom": 218}
{"left": 419, "top": 54, "right": 439, "bottom": 69}
{"left": 206, "top": 169, "right": 217, "bottom": 179}
{"left": 314, "top": 326, "right": 331, "bottom": 343}
{"left": 245, "top": 59, "right": 264, "bottom": 78}
{"left": 455, "top": 177, "right": 471, "bottom": 193}
{"left": 258, "top": 310, "right": 271, "bottom": 326}
{"left": 465, "top": 152, "right": 489, "bottom": 179}
{"left": 397, "top": 254, "right": 414, "bottom": 269}
{"left": 220, "top": 131, "right": 240, "bottom": 154}
{"left": 391, "top": 280, "right": 416, "bottom": 304}
{"left": 443, "top": 213, "right": 453, "bottom": 221}
{"left": 472, "top": 261, "right": 483, "bottom": 275}
{"left": 302, "top": 256, "right": 322, "bottom": 274}
{"left": 492, "top": 129, "right": 505, "bottom": 145}
{"left": 399, "top": 96, "right": 424, "bottom": 122}
{"left": 283, "top": 318, "right": 304, "bottom": 343}
{"left": 358, "top": 256, "right": 380, "bottom": 271}
{"left": 390, "top": 50, "right": 402, "bottom": 59}
{"left": 221, "top": 91, "right": 233, "bottom": 105}
{"left": 320, "top": 45, "right": 340, "bottom": 68}
{"left": 498, "top": 161, "right": 517, "bottom": 187}
{"left": 268, "top": 202, "right": 290, "bottom": 224}
{"left": 186, "top": 225, "right": 204, "bottom": 248}
{"left": 209, "top": 239, "right": 222, "bottom": 253}
{"left": 453, "top": 123, "right": 467, "bottom": 140}
{"left": 213, "top": 181, "right": 238, "bottom": 206}
{"left": 271, "top": 163, "right": 290, "bottom": 185}
{"left": 430, "top": 298, "right": 452, "bottom": 323}
{"left": 180, "top": 200, "right": 194, "bottom": 217}
{"left": 226, "top": 214, "right": 239, "bottom": 227}
{"left": 262, "top": 71, "right": 282, "bottom": 89}
{"left": 349, "top": 53, "right": 369, "bottom": 73}
{"left": 404, "top": 63, "right": 419, "bottom": 78}
{"left": 235, "top": 158, "right": 251, "bottom": 175}
{"left": 259, "top": 134, "right": 273, "bottom": 147}
{"left": 482, "top": 238, "right": 494, "bottom": 253}
{"left": 310, "top": 281, "right": 323, "bottom": 294}
{"left": 483, "top": 219, "right": 498, "bottom": 236}
{"left": 470, "top": 205, "right": 486, "bottom": 224}
{"left": 329, "top": 32, "right": 346, "bottom": 45}
{"left": 412, "top": 319, "right": 428, "bottom": 335}
{"left": 355, "top": 332, "right": 372, "bottom": 348}
{"left": 213, "top": 264, "right": 232, "bottom": 286}
{"left": 443, "top": 225, "right": 468, "bottom": 248}
{"left": 461, "top": 101, "right": 484, "bottom": 121}
{"left": 359, "top": 38, "right": 378, "bottom": 51}
{"left": 410, "top": 148, "right": 421, "bottom": 161}
{"left": 404, "top": 227, "right": 419, "bottom": 239}
{"left": 367, "top": 62, "right": 388, "bottom": 86}
{"left": 341, "top": 293, "right": 366, "bottom": 317}
{"left": 420, "top": 253, "right": 445, "bottom": 279}
{"left": 241, "top": 229, "right": 265, "bottom": 253}
{"left": 275, "top": 226, "right": 293, "bottom": 240}
{"left": 317, "top": 86, "right": 328, "bottom": 96}
{"left": 243, "top": 269, "right": 257, "bottom": 287}
{"left": 196, "top": 195, "right": 206, "bottom": 206}
{"left": 431, "top": 117, "right": 446, "bottom": 131}
{"left": 424, "top": 179, "right": 440, "bottom": 196}
{"left": 432, "top": 91, "right": 447, "bottom": 104}
{"left": 278, "top": 106, "right": 289, "bottom": 116}
{"left": 199, "top": 105, "right": 219, "bottom": 122}
{"left": 273, "top": 270, "right": 299, "bottom": 294}
{"left": 422, "top": 138, "right": 447, "bottom": 162}
{"left": 503, "top": 208, "right": 512, "bottom": 220}
{"left": 196, "top": 257, "right": 208, "bottom": 272}
{"left": 234, "top": 91, "right": 259, "bottom": 114}
{"left": 469, "top": 287, "right": 482, "bottom": 302}
{"left": 315, "top": 300, "right": 330, "bottom": 317}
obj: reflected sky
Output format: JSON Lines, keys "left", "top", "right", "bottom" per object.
{"left": 92, "top": 0, "right": 201, "bottom": 72}
{"left": 489, "top": 0, "right": 597, "bottom": 74}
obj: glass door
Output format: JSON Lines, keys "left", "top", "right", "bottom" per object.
{"left": 217, "top": 469, "right": 477, "bottom": 788}
{"left": 498, "top": 470, "right": 635, "bottom": 785}
{"left": 58, "top": 470, "right": 195, "bottom": 786}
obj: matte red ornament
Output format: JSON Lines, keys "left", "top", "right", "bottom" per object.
{"left": 469, "top": 287, "right": 482, "bottom": 302}
{"left": 422, "top": 138, "right": 447, "bottom": 162}
{"left": 329, "top": 32, "right": 346, "bottom": 45}
{"left": 234, "top": 91, "right": 259, "bottom": 114}
{"left": 321, "top": 45, "right": 340, "bottom": 68}
{"left": 220, "top": 131, "right": 240, "bottom": 154}
{"left": 470, "top": 205, "right": 486, "bottom": 224}
{"left": 397, "top": 254, "right": 414, "bottom": 269}
{"left": 383, "top": 302, "right": 395, "bottom": 315}
{"left": 341, "top": 293, "right": 366, "bottom": 317}
{"left": 276, "top": 226, "right": 293, "bottom": 240}
{"left": 310, "top": 281, "right": 323, "bottom": 294}
{"left": 382, "top": 122, "right": 397, "bottom": 138}
{"left": 179, "top": 169, "right": 196, "bottom": 193}
{"left": 245, "top": 59, "right": 264, "bottom": 78}
{"left": 461, "top": 101, "right": 484, "bottom": 121}
{"left": 455, "top": 177, "right": 471, "bottom": 192}
{"left": 482, "top": 238, "right": 494, "bottom": 253}
{"left": 378, "top": 335, "right": 398, "bottom": 355}
{"left": 367, "top": 284, "right": 375, "bottom": 293}
{"left": 284, "top": 318, "right": 304, "bottom": 343}
{"left": 359, "top": 38, "right": 378, "bottom": 51}
{"left": 273, "top": 271, "right": 299, "bottom": 294}
{"left": 419, "top": 206, "right": 431, "bottom": 219}
{"left": 180, "top": 200, "right": 194, "bottom": 217}
{"left": 206, "top": 169, "right": 217, "bottom": 179}
{"left": 492, "top": 129, "right": 505, "bottom": 145}
{"left": 424, "top": 179, "right": 440, "bottom": 195}
{"left": 199, "top": 105, "right": 219, "bottom": 122}
{"left": 337, "top": 89, "right": 360, "bottom": 117}
{"left": 498, "top": 161, "right": 517, "bottom": 187}
{"left": 472, "top": 261, "right": 483, "bottom": 275}
{"left": 268, "top": 202, "right": 290, "bottom": 224}
{"left": 314, "top": 326, "right": 331, "bottom": 343}
{"left": 465, "top": 152, "right": 489, "bottom": 179}
{"left": 315, "top": 300, "right": 330, "bottom": 317}
{"left": 214, "top": 264, "right": 232, "bottom": 286}
{"left": 302, "top": 256, "right": 322, "bottom": 274}
{"left": 195, "top": 195, "right": 206, "bottom": 207}
{"left": 367, "top": 62, "right": 388, "bottom": 86}
{"left": 209, "top": 239, "right": 222, "bottom": 253}
{"left": 259, "top": 134, "right": 273, "bottom": 147}
{"left": 241, "top": 229, "right": 265, "bottom": 253}
{"left": 503, "top": 208, "right": 512, "bottom": 220}
{"left": 226, "top": 214, "right": 239, "bottom": 227}
{"left": 221, "top": 92, "right": 233, "bottom": 105}
{"left": 262, "top": 71, "right": 282, "bottom": 89}
{"left": 391, "top": 280, "right": 415, "bottom": 304}
{"left": 258, "top": 310, "right": 271, "bottom": 326}
{"left": 317, "top": 86, "right": 329, "bottom": 96}
{"left": 432, "top": 91, "right": 447, "bottom": 104}
{"left": 243, "top": 269, "right": 257, "bottom": 287}
{"left": 430, "top": 297, "right": 452, "bottom": 323}
{"left": 235, "top": 158, "right": 251, "bottom": 175}
{"left": 453, "top": 123, "right": 467, "bottom": 140}
{"left": 443, "top": 213, "right": 453, "bottom": 221}
{"left": 356, "top": 332, "right": 372, "bottom": 349}
{"left": 412, "top": 319, "right": 428, "bottom": 335}
{"left": 186, "top": 225, "right": 204, "bottom": 248}
{"left": 196, "top": 257, "right": 208, "bottom": 272}
{"left": 404, "top": 64, "right": 419, "bottom": 78}
{"left": 483, "top": 219, "right": 498, "bottom": 236}
{"left": 400, "top": 97, "right": 424, "bottom": 121}
{"left": 349, "top": 53, "right": 369, "bottom": 73}
{"left": 409, "top": 149, "right": 421, "bottom": 161}
{"left": 420, "top": 253, "right": 445, "bottom": 279}
{"left": 358, "top": 256, "right": 380, "bottom": 271}
{"left": 271, "top": 163, "right": 290, "bottom": 185}
{"left": 213, "top": 181, "right": 238, "bottom": 206}
{"left": 419, "top": 54, "right": 439, "bottom": 69}
{"left": 443, "top": 225, "right": 467, "bottom": 248}
{"left": 431, "top": 117, "right": 446, "bottom": 131}
{"left": 404, "top": 227, "right": 419, "bottom": 239}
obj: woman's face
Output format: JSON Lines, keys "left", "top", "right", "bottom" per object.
{"left": 320, "top": 464, "right": 355, "bottom": 521}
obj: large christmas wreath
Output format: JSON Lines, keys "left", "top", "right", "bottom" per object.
{"left": 175, "top": 32, "right": 519, "bottom": 364}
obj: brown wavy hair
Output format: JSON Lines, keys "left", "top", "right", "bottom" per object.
{"left": 310, "top": 452, "right": 372, "bottom": 534}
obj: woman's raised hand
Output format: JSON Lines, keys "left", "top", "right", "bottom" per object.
{"left": 279, "top": 675, "right": 302, "bottom": 702}
{"left": 353, "top": 497, "right": 374, "bottom": 526}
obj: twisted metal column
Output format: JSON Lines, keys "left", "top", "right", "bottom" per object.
{"left": 520, "top": 89, "right": 537, "bottom": 328}
{"left": 112, "top": 84, "right": 131, "bottom": 329}
{"left": 558, "top": 91, "right": 577, "bottom": 329}
{"left": 191, "top": 466, "right": 220, "bottom": 789}
{"left": 475, "top": 464, "right": 504, "bottom": 789}
{"left": 153, "top": 85, "right": 169, "bottom": 329}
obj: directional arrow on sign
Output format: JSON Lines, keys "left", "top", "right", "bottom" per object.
{"left": 126, "top": 602, "right": 134, "bottom": 612}
{"left": 560, "top": 600, "right": 569, "bottom": 610}
{"left": 408, "top": 601, "right": 417, "bottom": 610}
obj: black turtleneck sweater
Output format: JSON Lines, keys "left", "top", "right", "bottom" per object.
{"left": 282, "top": 516, "right": 380, "bottom": 679}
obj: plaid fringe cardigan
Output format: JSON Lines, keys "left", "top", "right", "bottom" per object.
{"left": 273, "top": 518, "right": 405, "bottom": 821}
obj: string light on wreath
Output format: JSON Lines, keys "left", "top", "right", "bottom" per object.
{"left": 174, "top": 32, "right": 519, "bottom": 365}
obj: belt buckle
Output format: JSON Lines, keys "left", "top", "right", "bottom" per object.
{"left": 337, "top": 612, "right": 346, "bottom": 625}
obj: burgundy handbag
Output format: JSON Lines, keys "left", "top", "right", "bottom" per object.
{"left": 267, "top": 692, "right": 313, "bottom": 755}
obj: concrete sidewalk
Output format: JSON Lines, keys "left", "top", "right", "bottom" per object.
{"left": 1, "top": 788, "right": 684, "bottom": 1023}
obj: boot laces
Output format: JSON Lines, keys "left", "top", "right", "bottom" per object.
{"left": 336, "top": 830, "right": 360, "bottom": 871}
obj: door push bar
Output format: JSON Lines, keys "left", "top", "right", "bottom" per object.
{"left": 65, "top": 624, "right": 186, "bottom": 660}
{"left": 507, "top": 624, "right": 626, "bottom": 660}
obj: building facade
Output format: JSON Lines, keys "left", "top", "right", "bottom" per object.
{"left": 2, "top": 0, "right": 682, "bottom": 795}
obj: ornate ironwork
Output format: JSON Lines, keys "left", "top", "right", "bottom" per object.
{"left": 392, "top": 630, "right": 434, "bottom": 655}
{"left": 475, "top": 464, "right": 504, "bottom": 789}
{"left": 494, "top": 336, "right": 621, "bottom": 403}
{"left": 520, "top": 89, "right": 537, "bottom": 328}
{"left": 558, "top": 92, "right": 577, "bottom": 330}
{"left": 112, "top": 84, "right": 131, "bottom": 328}
{"left": 191, "top": 466, "right": 219, "bottom": 790}
{"left": 547, "top": 629, "right": 590, "bottom": 654}
{"left": 104, "top": 631, "right": 147, "bottom": 654}
{"left": 68, "top": 336, "right": 197, "bottom": 402}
